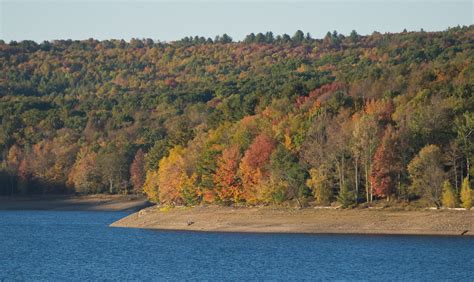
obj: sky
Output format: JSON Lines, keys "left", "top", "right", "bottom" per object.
{"left": 1, "top": 0, "right": 472, "bottom": 42}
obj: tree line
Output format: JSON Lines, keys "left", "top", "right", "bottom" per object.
{"left": 0, "top": 26, "right": 472, "bottom": 208}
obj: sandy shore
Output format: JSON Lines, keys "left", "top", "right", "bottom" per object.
{"left": 111, "top": 206, "right": 474, "bottom": 236}
{"left": 0, "top": 195, "right": 151, "bottom": 212}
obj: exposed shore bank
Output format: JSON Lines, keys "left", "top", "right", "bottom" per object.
{"left": 111, "top": 206, "right": 474, "bottom": 236}
{"left": 0, "top": 195, "right": 151, "bottom": 212}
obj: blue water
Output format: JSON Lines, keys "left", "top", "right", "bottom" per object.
{"left": 0, "top": 211, "right": 473, "bottom": 280}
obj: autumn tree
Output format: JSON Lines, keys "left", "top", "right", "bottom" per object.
{"left": 455, "top": 112, "right": 473, "bottom": 180}
{"left": 460, "top": 177, "right": 472, "bottom": 210}
{"left": 143, "top": 170, "right": 160, "bottom": 203}
{"left": 214, "top": 145, "right": 242, "bottom": 204}
{"left": 327, "top": 110, "right": 353, "bottom": 198}
{"left": 441, "top": 180, "right": 456, "bottom": 208}
{"left": 239, "top": 133, "right": 275, "bottom": 204}
{"left": 407, "top": 145, "right": 445, "bottom": 207}
{"left": 306, "top": 168, "right": 332, "bottom": 205}
{"left": 130, "top": 149, "right": 146, "bottom": 194}
{"left": 157, "top": 146, "right": 196, "bottom": 205}
{"left": 301, "top": 113, "right": 336, "bottom": 201}
{"left": 370, "top": 126, "right": 402, "bottom": 200}
{"left": 68, "top": 149, "right": 102, "bottom": 194}
{"left": 352, "top": 114, "right": 380, "bottom": 202}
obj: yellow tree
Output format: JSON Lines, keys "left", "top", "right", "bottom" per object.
{"left": 67, "top": 149, "right": 102, "bottom": 194}
{"left": 441, "top": 180, "right": 456, "bottom": 208}
{"left": 143, "top": 170, "right": 160, "bottom": 203}
{"left": 157, "top": 146, "right": 196, "bottom": 205}
{"left": 460, "top": 177, "right": 472, "bottom": 210}
{"left": 306, "top": 168, "right": 332, "bottom": 205}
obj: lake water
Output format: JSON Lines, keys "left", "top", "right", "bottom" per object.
{"left": 0, "top": 211, "right": 473, "bottom": 280}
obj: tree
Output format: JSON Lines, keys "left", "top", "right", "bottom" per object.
{"left": 301, "top": 112, "right": 336, "bottom": 202}
{"left": 292, "top": 30, "right": 305, "bottom": 42}
{"left": 352, "top": 114, "right": 380, "bottom": 202}
{"left": 407, "top": 145, "right": 445, "bottom": 207}
{"left": 17, "top": 158, "right": 30, "bottom": 195}
{"left": 130, "top": 149, "right": 146, "bottom": 194}
{"left": 455, "top": 112, "right": 473, "bottom": 180}
{"left": 337, "top": 183, "right": 354, "bottom": 208}
{"left": 265, "top": 31, "right": 274, "bottom": 43}
{"left": 68, "top": 150, "right": 102, "bottom": 194}
{"left": 444, "top": 141, "right": 462, "bottom": 193}
{"left": 327, "top": 110, "right": 353, "bottom": 200}
{"left": 460, "top": 177, "right": 472, "bottom": 210}
{"left": 306, "top": 168, "right": 332, "bottom": 205}
{"left": 255, "top": 33, "right": 266, "bottom": 43}
{"left": 441, "top": 181, "right": 456, "bottom": 208}
{"left": 244, "top": 33, "right": 256, "bottom": 43}
{"left": 98, "top": 149, "right": 129, "bottom": 194}
{"left": 6, "top": 145, "right": 22, "bottom": 195}
{"left": 370, "top": 126, "right": 402, "bottom": 200}
{"left": 214, "top": 145, "right": 242, "bottom": 204}
{"left": 349, "top": 30, "right": 359, "bottom": 43}
{"left": 157, "top": 146, "right": 194, "bottom": 205}
{"left": 216, "top": 33, "right": 232, "bottom": 44}
{"left": 196, "top": 143, "right": 221, "bottom": 194}
{"left": 239, "top": 133, "right": 275, "bottom": 204}
{"left": 269, "top": 145, "right": 308, "bottom": 206}
{"left": 143, "top": 170, "right": 159, "bottom": 202}
{"left": 145, "top": 140, "right": 170, "bottom": 170}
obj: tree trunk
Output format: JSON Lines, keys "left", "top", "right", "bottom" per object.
{"left": 109, "top": 178, "right": 114, "bottom": 194}
{"left": 365, "top": 163, "right": 369, "bottom": 203}
{"left": 467, "top": 157, "right": 470, "bottom": 181}
{"left": 397, "top": 172, "right": 401, "bottom": 199}
{"left": 354, "top": 160, "right": 359, "bottom": 203}
{"left": 341, "top": 155, "right": 345, "bottom": 187}
{"left": 454, "top": 158, "right": 459, "bottom": 194}
{"left": 368, "top": 160, "right": 373, "bottom": 202}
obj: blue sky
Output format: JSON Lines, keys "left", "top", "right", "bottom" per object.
{"left": 1, "top": 0, "right": 472, "bottom": 42}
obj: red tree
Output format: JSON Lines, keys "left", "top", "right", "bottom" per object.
{"left": 214, "top": 145, "right": 242, "bottom": 203}
{"left": 239, "top": 133, "right": 275, "bottom": 203}
{"left": 370, "top": 126, "right": 401, "bottom": 199}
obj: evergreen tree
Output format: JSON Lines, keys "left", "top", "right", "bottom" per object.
{"left": 337, "top": 183, "right": 354, "bottom": 208}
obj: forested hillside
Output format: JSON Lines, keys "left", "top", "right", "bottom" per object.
{"left": 1, "top": 27, "right": 473, "bottom": 208}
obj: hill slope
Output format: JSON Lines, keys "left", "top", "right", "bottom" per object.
{"left": 0, "top": 27, "right": 473, "bottom": 208}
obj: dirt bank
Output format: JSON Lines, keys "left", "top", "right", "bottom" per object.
{"left": 111, "top": 206, "right": 474, "bottom": 236}
{"left": 0, "top": 195, "right": 151, "bottom": 212}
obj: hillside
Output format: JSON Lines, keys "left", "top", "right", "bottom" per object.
{"left": 0, "top": 27, "right": 473, "bottom": 208}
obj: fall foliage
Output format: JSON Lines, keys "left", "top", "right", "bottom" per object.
{"left": 0, "top": 27, "right": 472, "bottom": 208}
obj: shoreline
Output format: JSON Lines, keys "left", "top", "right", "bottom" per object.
{"left": 110, "top": 206, "right": 474, "bottom": 236}
{"left": 0, "top": 195, "right": 151, "bottom": 212}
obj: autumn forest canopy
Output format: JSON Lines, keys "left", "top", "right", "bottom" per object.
{"left": 0, "top": 27, "right": 473, "bottom": 208}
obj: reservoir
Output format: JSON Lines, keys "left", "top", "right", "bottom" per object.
{"left": 1, "top": 210, "right": 473, "bottom": 280}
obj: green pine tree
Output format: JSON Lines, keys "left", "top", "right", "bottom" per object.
{"left": 337, "top": 183, "right": 354, "bottom": 208}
